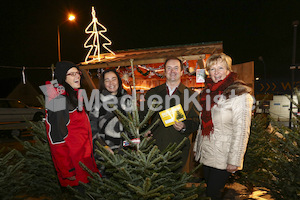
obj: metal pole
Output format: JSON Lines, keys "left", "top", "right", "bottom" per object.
{"left": 57, "top": 25, "right": 61, "bottom": 62}
{"left": 289, "top": 20, "right": 299, "bottom": 128}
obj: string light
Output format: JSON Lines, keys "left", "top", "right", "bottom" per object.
{"left": 135, "top": 65, "right": 165, "bottom": 78}
{"left": 83, "top": 6, "right": 115, "bottom": 64}
{"left": 122, "top": 83, "right": 151, "bottom": 91}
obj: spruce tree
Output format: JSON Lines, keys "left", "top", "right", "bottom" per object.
{"left": 230, "top": 88, "right": 300, "bottom": 199}
{"left": 76, "top": 137, "right": 204, "bottom": 200}
{"left": 0, "top": 121, "right": 73, "bottom": 200}
{"left": 75, "top": 60, "right": 206, "bottom": 199}
{"left": 0, "top": 62, "right": 206, "bottom": 199}
{"left": 0, "top": 96, "right": 74, "bottom": 199}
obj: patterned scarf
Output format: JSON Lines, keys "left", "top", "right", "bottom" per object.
{"left": 200, "top": 72, "right": 237, "bottom": 137}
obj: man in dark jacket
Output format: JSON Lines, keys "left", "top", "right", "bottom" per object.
{"left": 143, "top": 57, "right": 200, "bottom": 171}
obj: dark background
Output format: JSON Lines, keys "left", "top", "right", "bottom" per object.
{"left": 1, "top": 0, "right": 300, "bottom": 97}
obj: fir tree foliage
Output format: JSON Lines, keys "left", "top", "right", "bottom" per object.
{"left": 0, "top": 148, "right": 25, "bottom": 200}
{"left": 1, "top": 64, "right": 206, "bottom": 199}
{"left": 0, "top": 95, "right": 73, "bottom": 199}
{"left": 109, "top": 59, "right": 161, "bottom": 150}
{"left": 0, "top": 121, "right": 73, "bottom": 200}
{"left": 75, "top": 59, "right": 206, "bottom": 200}
{"left": 231, "top": 88, "right": 300, "bottom": 199}
{"left": 77, "top": 138, "right": 204, "bottom": 200}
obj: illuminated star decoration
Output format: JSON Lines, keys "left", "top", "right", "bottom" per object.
{"left": 119, "top": 69, "right": 132, "bottom": 83}
{"left": 84, "top": 6, "right": 115, "bottom": 64}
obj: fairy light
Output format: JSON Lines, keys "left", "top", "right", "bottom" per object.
{"left": 137, "top": 64, "right": 164, "bottom": 73}
{"left": 122, "top": 83, "right": 151, "bottom": 91}
{"left": 84, "top": 6, "right": 115, "bottom": 64}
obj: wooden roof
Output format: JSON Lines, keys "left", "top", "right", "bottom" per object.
{"left": 79, "top": 42, "right": 223, "bottom": 70}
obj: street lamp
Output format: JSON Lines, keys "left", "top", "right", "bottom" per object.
{"left": 57, "top": 14, "right": 76, "bottom": 61}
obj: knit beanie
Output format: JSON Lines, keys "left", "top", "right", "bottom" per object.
{"left": 54, "top": 61, "right": 78, "bottom": 84}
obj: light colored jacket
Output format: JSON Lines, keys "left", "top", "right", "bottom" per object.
{"left": 193, "top": 93, "right": 253, "bottom": 170}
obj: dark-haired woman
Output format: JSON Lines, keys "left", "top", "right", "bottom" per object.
{"left": 90, "top": 69, "right": 129, "bottom": 154}
{"left": 45, "top": 61, "right": 100, "bottom": 190}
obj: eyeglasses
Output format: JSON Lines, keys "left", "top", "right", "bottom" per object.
{"left": 66, "top": 71, "right": 82, "bottom": 76}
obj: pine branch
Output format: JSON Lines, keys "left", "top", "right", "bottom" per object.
{"left": 127, "top": 159, "right": 143, "bottom": 167}
{"left": 139, "top": 100, "right": 160, "bottom": 129}
{"left": 119, "top": 167, "right": 133, "bottom": 181}
{"left": 143, "top": 177, "right": 151, "bottom": 192}
{"left": 140, "top": 140, "right": 156, "bottom": 153}
{"left": 146, "top": 184, "right": 164, "bottom": 194}
{"left": 111, "top": 107, "right": 136, "bottom": 135}
{"left": 79, "top": 162, "right": 101, "bottom": 181}
{"left": 146, "top": 146, "right": 159, "bottom": 164}
{"left": 120, "top": 132, "right": 137, "bottom": 147}
{"left": 149, "top": 155, "right": 164, "bottom": 166}
{"left": 160, "top": 193, "right": 175, "bottom": 199}
{"left": 140, "top": 118, "right": 160, "bottom": 138}
{"left": 126, "top": 111, "right": 133, "bottom": 124}
{"left": 189, "top": 163, "right": 203, "bottom": 176}
{"left": 138, "top": 136, "right": 151, "bottom": 150}
{"left": 182, "top": 194, "right": 199, "bottom": 200}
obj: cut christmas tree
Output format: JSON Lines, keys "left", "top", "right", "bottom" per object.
{"left": 0, "top": 61, "right": 205, "bottom": 200}
{"left": 230, "top": 88, "right": 300, "bottom": 200}
{"left": 75, "top": 59, "right": 205, "bottom": 199}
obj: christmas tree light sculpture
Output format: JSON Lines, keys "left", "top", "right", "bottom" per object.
{"left": 84, "top": 6, "right": 115, "bottom": 64}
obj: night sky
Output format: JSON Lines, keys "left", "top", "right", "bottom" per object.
{"left": 1, "top": 0, "right": 300, "bottom": 92}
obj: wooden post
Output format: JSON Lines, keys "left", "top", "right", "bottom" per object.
{"left": 80, "top": 69, "right": 96, "bottom": 90}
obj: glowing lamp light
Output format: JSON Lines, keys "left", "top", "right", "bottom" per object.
{"left": 57, "top": 13, "right": 76, "bottom": 61}
{"left": 122, "top": 73, "right": 130, "bottom": 82}
{"left": 68, "top": 14, "right": 75, "bottom": 21}
{"left": 122, "top": 83, "right": 150, "bottom": 91}
{"left": 189, "top": 67, "right": 195, "bottom": 73}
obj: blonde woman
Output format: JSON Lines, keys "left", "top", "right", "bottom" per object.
{"left": 193, "top": 53, "right": 253, "bottom": 200}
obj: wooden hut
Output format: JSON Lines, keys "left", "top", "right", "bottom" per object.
{"left": 79, "top": 42, "right": 224, "bottom": 93}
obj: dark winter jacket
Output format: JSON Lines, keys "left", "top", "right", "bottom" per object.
{"left": 45, "top": 93, "right": 100, "bottom": 187}
{"left": 143, "top": 83, "right": 200, "bottom": 169}
{"left": 89, "top": 89, "right": 129, "bottom": 151}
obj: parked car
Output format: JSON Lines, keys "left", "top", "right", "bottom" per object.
{"left": 0, "top": 98, "right": 45, "bottom": 124}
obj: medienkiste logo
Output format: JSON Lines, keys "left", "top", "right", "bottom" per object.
{"left": 40, "top": 81, "right": 256, "bottom": 113}
{"left": 39, "top": 80, "right": 66, "bottom": 112}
